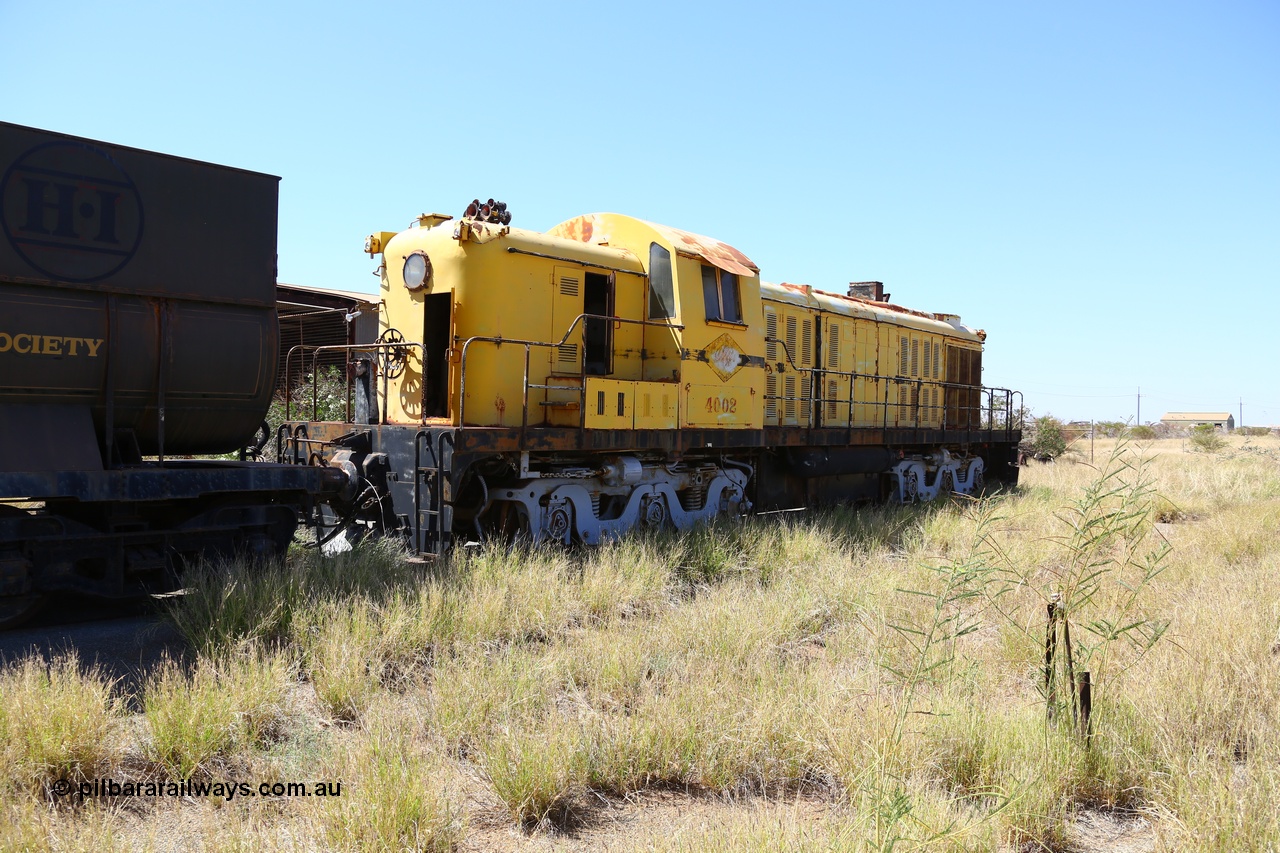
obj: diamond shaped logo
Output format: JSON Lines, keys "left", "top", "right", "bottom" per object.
{"left": 704, "top": 333, "right": 744, "bottom": 382}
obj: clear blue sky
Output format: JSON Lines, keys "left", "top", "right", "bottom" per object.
{"left": 5, "top": 1, "right": 1277, "bottom": 425}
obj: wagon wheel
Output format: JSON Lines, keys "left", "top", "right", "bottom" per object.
{"left": 378, "top": 328, "right": 409, "bottom": 380}
{"left": 0, "top": 506, "right": 46, "bottom": 629}
{"left": 0, "top": 591, "right": 45, "bottom": 630}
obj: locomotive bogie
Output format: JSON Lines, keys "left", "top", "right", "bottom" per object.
{"left": 488, "top": 454, "right": 752, "bottom": 546}
{"left": 888, "top": 452, "right": 985, "bottom": 504}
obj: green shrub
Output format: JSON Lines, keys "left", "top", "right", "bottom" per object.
{"left": 1024, "top": 415, "right": 1068, "bottom": 460}
{"left": 1239, "top": 426, "right": 1272, "bottom": 437}
{"left": 1129, "top": 424, "right": 1157, "bottom": 440}
{"left": 1096, "top": 420, "right": 1128, "bottom": 438}
{"left": 1188, "top": 424, "right": 1226, "bottom": 453}
{"left": 269, "top": 365, "right": 350, "bottom": 425}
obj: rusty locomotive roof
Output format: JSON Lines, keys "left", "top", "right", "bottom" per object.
{"left": 549, "top": 213, "right": 759, "bottom": 278}
{"left": 762, "top": 281, "right": 985, "bottom": 342}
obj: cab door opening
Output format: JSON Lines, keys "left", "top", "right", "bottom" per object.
{"left": 423, "top": 292, "right": 452, "bottom": 419}
{"left": 583, "top": 272, "right": 614, "bottom": 376}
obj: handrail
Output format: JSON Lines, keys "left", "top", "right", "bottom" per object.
{"left": 283, "top": 324, "right": 1021, "bottom": 439}
{"left": 458, "top": 313, "right": 683, "bottom": 430}
{"left": 283, "top": 344, "right": 337, "bottom": 421}
{"left": 309, "top": 341, "right": 425, "bottom": 424}
{"left": 282, "top": 341, "right": 425, "bottom": 422}
{"left": 762, "top": 334, "right": 1023, "bottom": 438}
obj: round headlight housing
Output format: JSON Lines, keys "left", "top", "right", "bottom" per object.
{"left": 403, "top": 252, "right": 431, "bottom": 291}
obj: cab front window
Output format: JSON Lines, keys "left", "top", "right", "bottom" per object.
{"left": 701, "top": 264, "right": 742, "bottom": 323}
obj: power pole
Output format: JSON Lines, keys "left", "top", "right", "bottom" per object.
{"left": 1240, "top": 397, "right": 1243, "bottom": 430}
{"left": 1137, "top": 386, "right": 1141, "bottom": 426}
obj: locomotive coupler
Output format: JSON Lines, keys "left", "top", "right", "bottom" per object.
{"left": 324, "top": 431, "right": 396, "bottom": 533}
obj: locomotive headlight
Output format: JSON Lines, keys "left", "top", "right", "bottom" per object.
{"left": 402, "top": 252, "right": 431, "bottom": 291}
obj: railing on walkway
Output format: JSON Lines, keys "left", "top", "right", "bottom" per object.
{"left": 282, "top": 324, "right": 1021, "bottom": 441}
{"left": 763, "top": 334, "right": 1023, "bottom": 440}
{"left": 457, "top": 314, "right": 684, "bottom": 431}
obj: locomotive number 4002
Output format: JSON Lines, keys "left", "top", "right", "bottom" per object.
{"left": 705, "top": 395, "right": 738, "bottom": 415}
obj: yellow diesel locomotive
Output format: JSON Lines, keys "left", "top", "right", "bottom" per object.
{"left": 281, "top": 202, "right": 1021, "bottom": 554}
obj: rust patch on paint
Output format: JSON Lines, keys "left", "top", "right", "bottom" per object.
{"left": 548, "top": 215, "right": 609, "bottom": 245}
{"left": 549, "top": 215, "right": 758, "bottom": 278}
{"left": 663, "top": 225, "right": 758, "bottom": 277}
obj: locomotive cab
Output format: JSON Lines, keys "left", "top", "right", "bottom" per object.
{"left": 368, "top": 210, "right": 768, "bottom": 433}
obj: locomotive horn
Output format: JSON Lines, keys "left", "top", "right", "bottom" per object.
{"left": 464, "top": 198, "right": 510, "bottom": 224}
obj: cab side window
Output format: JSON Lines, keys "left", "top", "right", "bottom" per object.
{"left": 701, "top": 264, "right": 742, "bottom": 323}
{"left": 648, "top": 244, "right": 675, "bottom": 319}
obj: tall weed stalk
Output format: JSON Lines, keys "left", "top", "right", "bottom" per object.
{"left": 868, "top": 500, "right": 1013, "bottom": 849}
{"left": 995, "top": 441, "right": 1171, "bottom": 723}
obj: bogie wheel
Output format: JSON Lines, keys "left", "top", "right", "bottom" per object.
{"left": 545, "top": 503, "right": 573, "bottom": 545}
{"left": 0, "top": 592, "right": 46, "bottom": 630}
{"left": 901, "top": 468, "right": 920, "bottom": 503}
{"left": 640, "top": 494, "right": 668, "bottom": 530}
{"left": 490, "top": 501, "right": 533, "bottom": 545}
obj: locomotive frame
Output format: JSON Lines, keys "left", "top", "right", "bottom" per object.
{"left": 280, "top": 206, "right": 1022, "bottom": 556}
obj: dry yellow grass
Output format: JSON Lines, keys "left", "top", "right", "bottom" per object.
{"left": 1, "top": 433, "right": 1277, "bottom": 850}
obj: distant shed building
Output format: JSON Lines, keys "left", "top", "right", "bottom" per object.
{"left": 276, "top": 283, "right": 379, "bottom": 391}
{"left": 1160, "top": 412, "right": 1235, "bottom": 431}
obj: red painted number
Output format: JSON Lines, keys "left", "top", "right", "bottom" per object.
{"left": 705, "top": 396, "right": 738, "bottom": 414}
